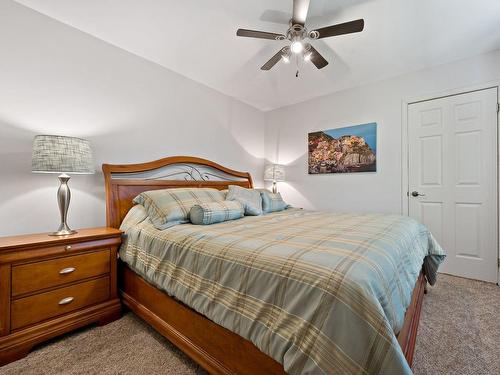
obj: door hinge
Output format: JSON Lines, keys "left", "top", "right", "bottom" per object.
{"left": 497, "top": 103, "right": 500, "bottom": 113}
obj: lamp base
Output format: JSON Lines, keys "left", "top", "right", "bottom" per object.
{"left": 49, "top": 174, "right": 77, "bottom": 237}
{"left": 272, "top": 181, "right": 277, "bottom": 194}
{"left": 50, "top": 222, "right": 77, "bottom": 237}
{"left": 50, "top": 229, "right": 77, "bottom": 237}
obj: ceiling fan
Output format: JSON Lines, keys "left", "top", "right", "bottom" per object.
{"left": 236, "top": 0, "right": 364, "bottom": 74}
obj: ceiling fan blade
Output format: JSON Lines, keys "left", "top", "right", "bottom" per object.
{"left": 292, "top": 0, "right": 311, "bottom": 26}
{"left": 236, "top": 28, "right": 285, "bottom": 40}
{"left": 308, "top": 45, "right": 328, "bottom": 69}
{"left": 261, "top": 49, "right": 285, "bottom": 70}
{"left": 314, "top": 19, "right": 364, "bottom": 39}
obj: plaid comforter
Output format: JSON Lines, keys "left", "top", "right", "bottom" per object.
{"left": 120, "top": 208, "right": 445, "bottom": 375}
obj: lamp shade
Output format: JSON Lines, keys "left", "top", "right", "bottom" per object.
{"left": 32, "top": 135, "right": 95, "bottom": 174}
{"left": 264, "top": 164, "right": 285, "bottom": 182}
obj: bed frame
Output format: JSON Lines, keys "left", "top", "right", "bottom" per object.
{"left": 103, "top": 155, "right": 425, "bottom": 374}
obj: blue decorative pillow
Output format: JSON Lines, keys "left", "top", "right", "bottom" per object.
{"left": 226, "top": 185, "right": 262, "bottom": 216}
{"left": 190, "top": 200, "right": 244, "bottom": 225}
{"left": 259, "top": 190, "right": 289, "bottom": 213}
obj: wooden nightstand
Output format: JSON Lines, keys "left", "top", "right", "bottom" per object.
{"left": 0, "top": 227, "right": 122, "bottom": 366}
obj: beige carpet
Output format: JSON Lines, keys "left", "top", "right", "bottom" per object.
{"left": 412, "top": 274, "right": 500, "bottom": 375}
{"left": 1, "top": 274, "right": 498, "bottom": 375}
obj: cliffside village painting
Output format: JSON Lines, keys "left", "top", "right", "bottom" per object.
{"left": 308, "top": 122, "right": 377, "bottom": 174}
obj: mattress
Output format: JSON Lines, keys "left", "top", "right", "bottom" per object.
{"left": 119, "top": 208, "right": 445, "bottom": 375}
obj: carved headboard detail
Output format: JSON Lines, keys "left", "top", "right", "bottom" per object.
{"left": 102, "top": 156, "right": 254, "bottom": 228}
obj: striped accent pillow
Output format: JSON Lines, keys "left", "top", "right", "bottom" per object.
{"left": 259, "top": 190, "right": 289, "bottom": 213}
{"left": 226, "top": 185, "right": 263, "bottom": 216}
{"left": 133, "top": 188, "right": 225, "bottom": 229}
{"left": 120, "top": 204, "right": 148, "bottom": 231}
{"left": 190, "top": 200, "right": 244, "bottom": 225}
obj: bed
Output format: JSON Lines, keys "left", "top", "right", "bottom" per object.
{"left": 102, "top": 156, "right": 444, "bottom": 375}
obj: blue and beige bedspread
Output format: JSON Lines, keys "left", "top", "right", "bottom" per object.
{"left": 120, "top": 208, "right": 445, "bottom": 375}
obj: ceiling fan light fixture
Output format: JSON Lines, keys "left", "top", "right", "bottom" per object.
{"left": 237, "top": 0, "right": 364, "bottom": 73}
{"left": 290, "top": 40, "right": 303, "bottom": 54}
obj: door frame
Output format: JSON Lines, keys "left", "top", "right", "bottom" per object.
{"left": 401, "top": 81, "right": 500, "bottom": 283}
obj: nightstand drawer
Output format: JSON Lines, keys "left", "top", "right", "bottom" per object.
{"left": 12, "top": 249, "right": 110, "bottom": 297}
{"left": 11, "top": 276, "right": 110, "bottom": 330}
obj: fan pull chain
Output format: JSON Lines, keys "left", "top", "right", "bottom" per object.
{"left": 295, "top": 53, "right": 300, "bottom": 78}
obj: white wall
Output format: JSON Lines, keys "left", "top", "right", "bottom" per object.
{"left": 265, "top": 49, "right": 500, "bottom": 215}
{"left": 0, "top": 1, "right": 266, "bottom": 236}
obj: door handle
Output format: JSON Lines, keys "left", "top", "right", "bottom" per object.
{"left": 411, "top": 191, "right": 426, "bottom": 197}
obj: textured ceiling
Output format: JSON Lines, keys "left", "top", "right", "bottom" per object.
{"left": 14, "top": 0, "right": 500, "bottom": 111}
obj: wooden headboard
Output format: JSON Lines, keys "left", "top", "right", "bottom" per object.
{"left": 102, "top": 156, "right": 254, "bottom": 229}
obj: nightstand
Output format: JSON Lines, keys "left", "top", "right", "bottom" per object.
{"left": 0, "top": 227, "right": 122, "bottom": 366}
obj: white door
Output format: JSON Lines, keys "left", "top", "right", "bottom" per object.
{"left": 408, "top": 87, "right": 498, "bottom": 282}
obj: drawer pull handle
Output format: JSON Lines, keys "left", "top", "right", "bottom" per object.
{"left": 65, "top": 245, "right": 72, "bottom": 250}
{"left": 59, "top": 267, "right": 76, "bottom": 275}
{"left": 58, "top": 297, "right": 74, "bottom": 305}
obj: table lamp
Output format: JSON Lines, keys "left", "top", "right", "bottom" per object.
{"left": 32, "top": 135, "right": 95, "bottom": 236}
{"left": 264, "top": 164, "right": 285, "bottom": 193}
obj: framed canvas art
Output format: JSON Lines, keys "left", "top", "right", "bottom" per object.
{"left": 308, "top": 122, "right": 377, "bottom": 174}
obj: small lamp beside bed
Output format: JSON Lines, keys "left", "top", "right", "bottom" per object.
{"left": 264, "top": 164, "right": 285, "bottom": 193}
{"left": 32, "top": 135, "right": 95, "bottom": 236}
